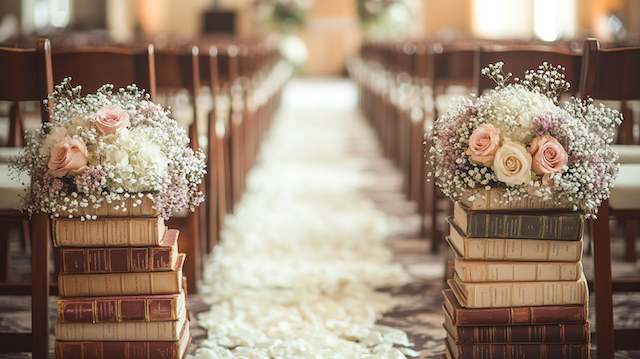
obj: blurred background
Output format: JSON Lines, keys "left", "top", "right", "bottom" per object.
{"left": 1, "top": 0, "right": 639, "bottom": 76}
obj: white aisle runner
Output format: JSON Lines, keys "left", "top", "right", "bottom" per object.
{"left": 191, "top": 79, "right": 416, "bottom": 358}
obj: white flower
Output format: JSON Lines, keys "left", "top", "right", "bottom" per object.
{"left": 493, "top": 139, "right": 532, "bottom": 186}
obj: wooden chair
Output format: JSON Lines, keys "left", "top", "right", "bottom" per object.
{"left": 154, "top": 45, "right": 203, "bottom": 293}
{"left": 580, "top": 38, "right": 640, "bottom": 359}
{"left": 52, "top": 45, "right": 157, "bottom": 99}
{"left": 422, "top": 43, "right": 477, "bottom": 253}
{"left": 198, "top": 45, "right": 228, "bottom": 253}
{"left": 0, "top": 38, "right": 54, "bottom": 359}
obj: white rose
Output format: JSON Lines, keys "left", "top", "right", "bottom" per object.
{"left": 492, "top": 139, "right": 532, "bottom": 186}
{"left": 105, "top": 147, "right": 130, "bottom": 168}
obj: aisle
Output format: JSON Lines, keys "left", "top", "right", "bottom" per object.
{"left": 189, "top": 79, "right": 443, "bottom": 358}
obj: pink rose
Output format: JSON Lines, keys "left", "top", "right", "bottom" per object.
{"left": 94, "top": 106, "right": 130, "bottom": 135}
{"left": 466, "top": 123, "right": 501, "bottom": 166}
{"left": 529, "top": 135, "right": 568, "bottom": 175}
{"left": 47, "top": 137, "right": 89, "bottom": 178}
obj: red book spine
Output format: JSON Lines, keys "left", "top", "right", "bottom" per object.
{"left": 455, "top": 323, "right": 590, "bottom": 343}
{"left": 55, "top": 341, "right": 180, "bottom": 359}
{"left": 57, "top": 294, "right": 180, "bottom": 323}
{"left": 454, "top": 343, "right": 589, "bottom": 359}
{"left": 59, "top": 230, "right": 178, "bottom": 274}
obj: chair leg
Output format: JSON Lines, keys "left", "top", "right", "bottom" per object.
{"left": 0, "top": 224, "right": 9, "bottom": 282}
{"left": 31, "top": 213, "right": 50, "bottom": 359}
{"left": 592, "top": 202, "right": 615, "bottom": 359}
{"left": 623, "top": 220, "right": 637, "bottom": 262}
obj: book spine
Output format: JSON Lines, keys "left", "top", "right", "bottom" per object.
{"left": 455, "top": 305, "right": 587, "bottom": 325}
{"left": 455, "top": 343, "right": 589, "bottom": 359}
{"left": 55, "top": 319, "right": 182, "bottom": 341}
{"left": 466, "top": 211, "right": 582, "bottom": 241}
{"left": 60, "top": 246, "right": 174, "bottom": 274}
{"left": 455, "top": 260, "right": 582, "bottom": 282}
{"left": 53, "top": 218, "right": 165, "bottom": 247}
{"left": 455, "top": 323, "right": 590, "bottom": 343}
{"left": 62, "top": 196, "right": 158, "bottom": 218}
{"left": 455, "top": 235, "right": 582, "bottom": 262}
{"left": 462, "top": 189, "right": 571, "bottom": 211}
{"left": 55, "top": 340, "right": 180, "bottom": 359}
{"left": 461, "top": 277, "right": 587, "bottom": 308}
{"left": 58, "top": 270, "right": 181, "bottom": 297}
{"left": 57, "top": 295, "right": 180, "bottom": 323}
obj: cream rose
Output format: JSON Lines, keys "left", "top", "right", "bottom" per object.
{"left": 95, "top": 106, "right": 130, "bottom": 135}
{"left": 466, "top": 123, "right": 501, "bottom": 166}
{"left": 493, "top": 139, "right": 532, "bottom": 186}
{"left": 529, "top": 135, "right": 568, "bottom": 176}
{"left": 47, "top": 137, "right": 89, "bottom": 177}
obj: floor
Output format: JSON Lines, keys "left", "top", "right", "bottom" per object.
{"left": 1, "top": 78, "right": 640, "bottom": 358}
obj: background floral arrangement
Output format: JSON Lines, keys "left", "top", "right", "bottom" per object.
{"left": 428, "top": 62, "right": 621, "bottom": 217}
{"left": 257, "top": 0, "right": 311, "bottom": 33}
{"left": 11, "top": 79, "right": 206, "bottom": 220}
{"left": 356, "top": 0, "right": 415, "bottom": 39}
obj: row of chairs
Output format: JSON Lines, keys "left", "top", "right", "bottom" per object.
{"left": 349, "top": 38, "right": 640, "bottom": 359}
{"left": 0, "top": 36, "right": 290, "bottom": 357}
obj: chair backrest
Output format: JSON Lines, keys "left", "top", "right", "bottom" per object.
{"left": 0, "top": 39, "right": 54, "bottom": 146}
{"left": 580, "top": 38, "right": 640, "bottom": 101}
{"left": 52, "top": 45, "right": 157, "bottom": 100}
{"left": 580, "top": 38, "right": 640, "bottom": 144}
{"left": 474, "top": 44, "right": 582, "bottom": 95}
{"left": 432, "top": 43, "right": 477, "bottom": 91}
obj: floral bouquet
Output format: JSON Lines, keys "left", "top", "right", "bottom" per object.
{"left": 10, "top": 79, "right": 206, "bottom": 220}
{"left": 257, "top": 0, "right": 311, "bottom": 33}
{"left": 428, "top": 62, "right": 621, "bottom": 217}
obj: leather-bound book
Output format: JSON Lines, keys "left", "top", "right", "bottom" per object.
{"left": 460, "top": 188, "right": 571, "bottom": 211}
{"left": 62, "top": 196, "right": 158, "bottom": 218}
{"left": 53, "top": 217, "right": 166, "bottom": 247}
{"left": 454, "top": 255, "right": 582, "bottom": 282}
{"left": 442, "top": 289, "right": 587, "bottom": 326}
{"left": 446, "top": 334, "right": 589, "bottom": 359}
{"left": 447, "top": 221, "right": 583, "bottom": 262}
{"left": 449, "top": 272, "right": 588, "bottom": 308}
{"left": 55, "top": 304, "right": 187, "bottom": 341}
{"left": 58, "top": 255, "right": 185, "bottom": 297}
{"left": 57, "top": 291, "right": 185, "bottom": 323}
{"left": 453, "top": 202, "right": 583, "bottom": 241}
{"left": 443, "top": 303, "right": 589, "bottom": 343}
{"left": 59, "top": 229, "right": 179, "bottom": 274}
{"left": 56, "top": 321, "right": 190, "bottom": 359}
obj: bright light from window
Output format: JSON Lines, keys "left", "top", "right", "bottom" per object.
{"left": 50, "top": 0, "right": 71, "bottom": 28}
{"left": 472, "top": 0, "right": 533, "bottom": 39}
{"left": 534, "top": 0, "right": 558, "bottom": 41}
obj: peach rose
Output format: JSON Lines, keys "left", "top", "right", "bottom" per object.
{"left": 466, "top": 123, "right": 501, "bottom": 166}
{"left": 529, "top": 135, "right": 568, "bottom": 176}
{"left": 47, "top": 137, "right": 89, "bottom": 177}
{"left": 94, "top": 106, "right": 130, "bottom": 135}
{"left": 493, "top": 139, "right": 532, "bottom": 186}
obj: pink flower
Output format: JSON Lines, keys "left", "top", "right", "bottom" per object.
{"left": 529, "top": 135, "right": 568, "bottom": 175}
{"left": 47, "top": 137, "right": 89, "bottom": 178}
{"left": 94, "top": 106, "right": 130, "bottom": 135}
{"left": 466, "top": 123, "right": 501, "bottom": 166}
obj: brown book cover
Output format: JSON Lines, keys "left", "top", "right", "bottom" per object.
{"left": 447, "top": 220, "right": 583, "bottom": 262}
{"left": 460, "top": 188, "right": 571, "bottom": 211}
{"left": 53, "top": 217, "right": 166, "bottom": 247}
{"left": 55, "top": 321, "right": 190, "bottom": 359}
{"left": 446, "top": 334, "right": 589, "bottom": 359}
{"left": 442, "top": 289, "right": 587, "bottom": 326}
{"left": 57, "top": 291, "right": 185, "bottom": 323}
{"left": 59, "top": 229, "right": 179, "bottom": 274}
{"left": 55, "top": 303, "right": 187, "bottom": 341}
{"left": 58, "top": 255, "right": 185, "bottom": 297}
{"left": 454, "top": 202, "right": 583, "bottom": 241}
{"left": 443, "top": 303, "right": 589, "bottom": 343}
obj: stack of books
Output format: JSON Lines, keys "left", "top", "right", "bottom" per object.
{"left": 54, "top": 198, "right": 191, "bottom": 359}
{"left": 444, "top": 199, "right": 590, "bottom": 359}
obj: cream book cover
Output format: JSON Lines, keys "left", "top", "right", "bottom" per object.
{"left": 449, "top": 272, "right": 588, "bottom": 308}
{"left": 454, "top": 256, "right": 583, "bottom": 282}
{"left": 53, "top": 217, "right": 166, "bottom": 247}
{"left": 448, "top": 220, "right": 583, "bottom": 262}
